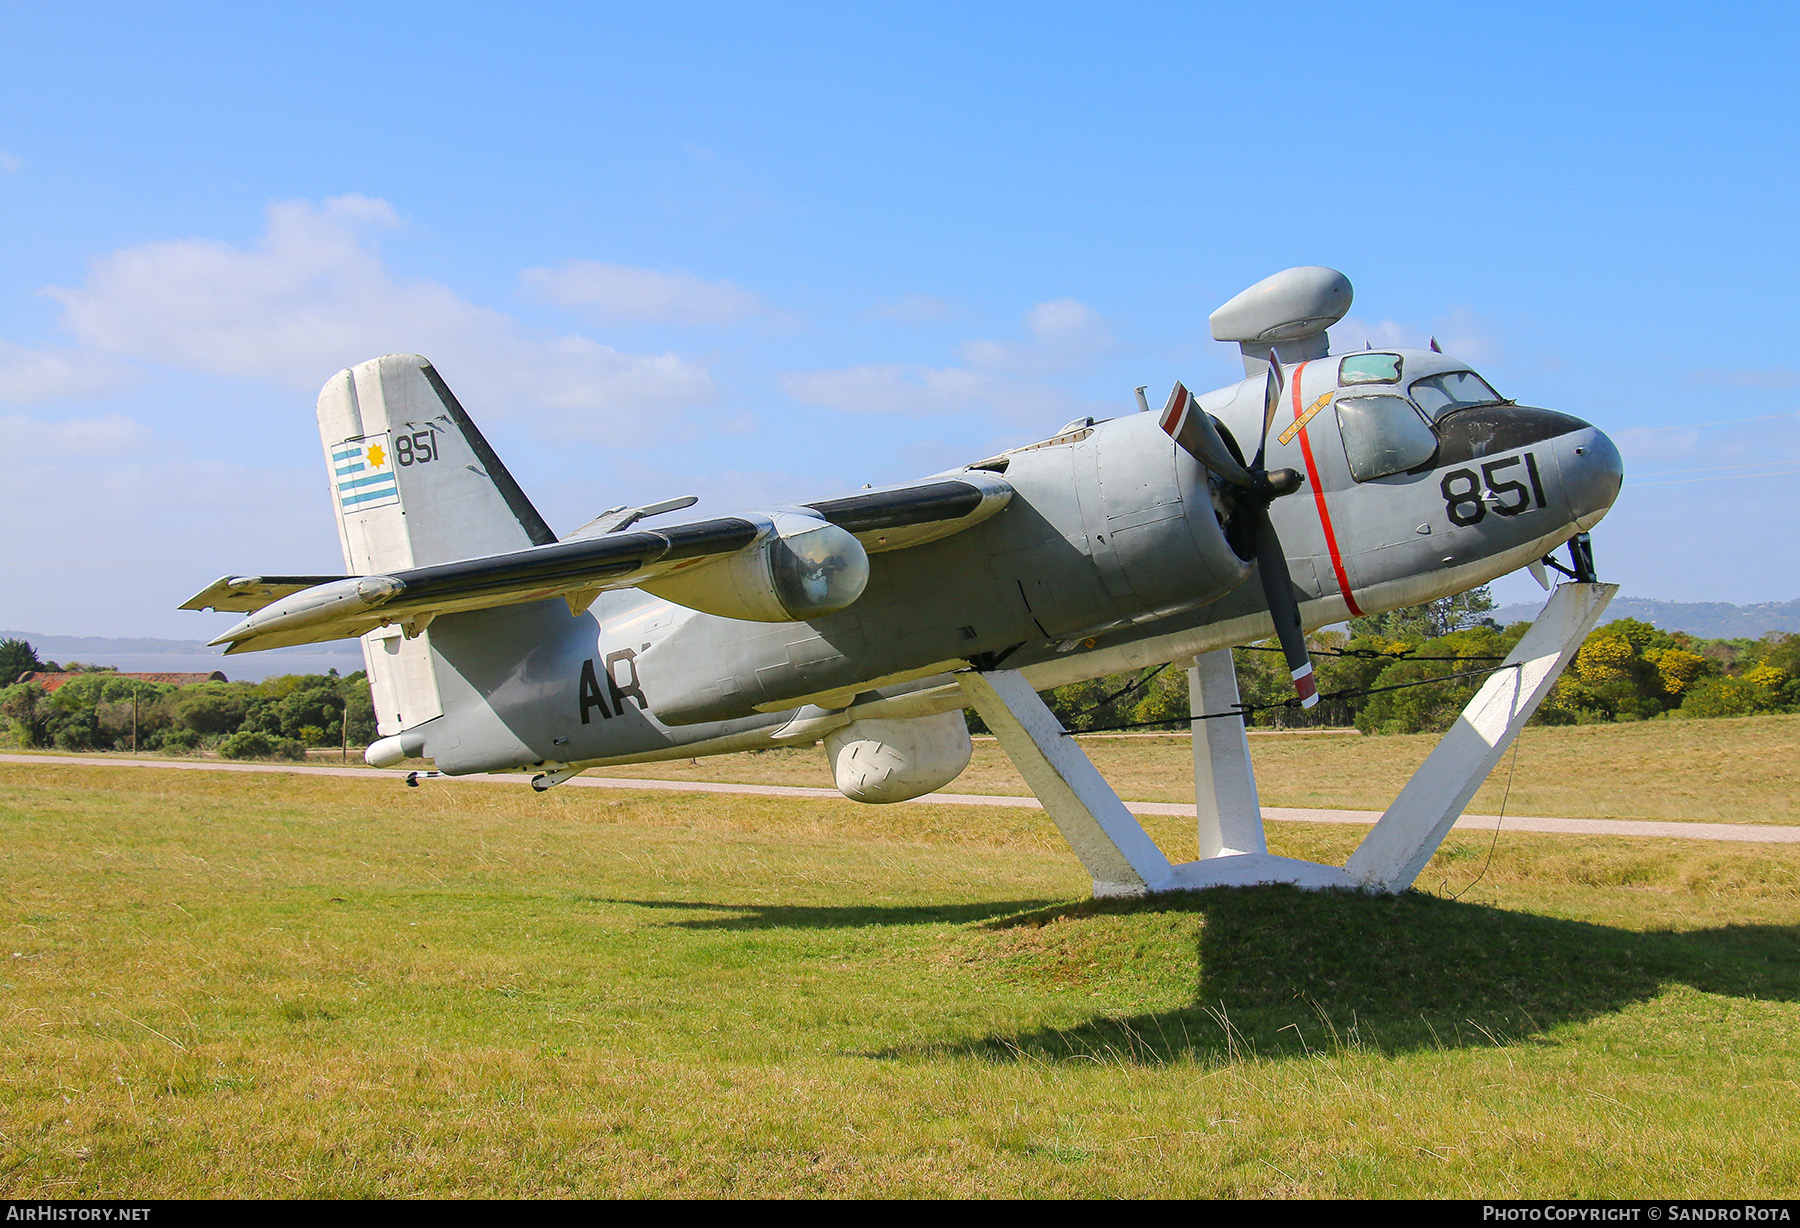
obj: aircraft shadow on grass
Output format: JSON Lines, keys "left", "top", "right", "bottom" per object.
{"left": 613, "top": 888, "right": 1800, "bottom": 1062}
{"left": 929, "top": 888, "right": 1800, "bottom": 1064}
{"left": 610, "top": 897, "right": 1059, "bottom": 930}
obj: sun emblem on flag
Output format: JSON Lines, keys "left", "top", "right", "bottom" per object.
{"left": 332, "top": 433, "right": 401, "bottom": 514}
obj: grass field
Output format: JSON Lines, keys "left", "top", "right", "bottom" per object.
{"left": 599, "top": 712, "right": 1800, "bottom": 826}
{"left": 3, "top": 756, "right": 1799, "bottom": 1198}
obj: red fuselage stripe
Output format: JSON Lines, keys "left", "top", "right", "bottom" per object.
{"left": 1290, "top": 360, "right": 1365, "bottom": 618}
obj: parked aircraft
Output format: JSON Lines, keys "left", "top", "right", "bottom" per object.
{"left": 183, "top": 267, "right": 1622, "bottom": 801}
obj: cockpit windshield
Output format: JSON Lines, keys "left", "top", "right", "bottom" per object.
{"left": 1409, "top": 371, "right": 1503, "bottom": 419}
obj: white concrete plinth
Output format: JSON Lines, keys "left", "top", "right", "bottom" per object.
{"left": 1152, "top": 854, "right": 1357, "bottom": 892}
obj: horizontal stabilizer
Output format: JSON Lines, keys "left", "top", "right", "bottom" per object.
{"left": 180, "top": 575, "right": 350, "bottom": 614}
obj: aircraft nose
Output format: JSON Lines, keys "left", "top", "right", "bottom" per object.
{"left": 1563, "top": 422, "right": 1623, "bottom": 530}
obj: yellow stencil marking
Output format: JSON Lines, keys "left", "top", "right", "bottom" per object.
{"left": 1278, "top": 391, "right": 1333, "bottom": 446}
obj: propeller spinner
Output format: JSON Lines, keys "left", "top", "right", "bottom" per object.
{"left": 1160, "top": 368, "right": 1319, "bottom": 708}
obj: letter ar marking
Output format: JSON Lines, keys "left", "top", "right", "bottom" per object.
{"left": 605, "top": 648, "right": 648, "bottom": 712}
{"left": 579, "top": 658, "right": 612, "bottom": 724}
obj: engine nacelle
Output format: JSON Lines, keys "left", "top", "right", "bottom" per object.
{"left": 824, "top": 711, "right": 973, "bottom": 803}
{"left": 641, "top": 510, "right": 870, "bottom": 622}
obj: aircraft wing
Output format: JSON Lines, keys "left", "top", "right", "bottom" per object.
{"left": 188, "top": 473, "right": 1012, "bottom": 653}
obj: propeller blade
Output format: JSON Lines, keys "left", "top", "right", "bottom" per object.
{"left": 1159, "top": 382, "right": 1253, "bottom": 487}
{"left": 1252, "top": 357, "right": 1286, "bottom": 472}
{"left": 1253, "top": 508, "right": 1318, "bottom": 709}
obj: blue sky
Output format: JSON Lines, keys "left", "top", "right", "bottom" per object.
{"left": 3, "top": 2, "right": 1796, "bottom": 639}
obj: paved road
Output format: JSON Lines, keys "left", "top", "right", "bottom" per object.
{"left": 5, "top": 752, "right": 1796, "bottom": 846}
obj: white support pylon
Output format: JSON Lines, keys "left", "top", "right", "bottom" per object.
{"left": 955, "top": 669, "right": 1173, "bottom": 897}
{"left": 960, "top": 582, "right": 1613, "bottom": 899}
{"left": 1189, "top": 649, "right": 1267, "bottom": 859}
{"left": 1345, "top": 581, "right": 1617, "bottom": 892}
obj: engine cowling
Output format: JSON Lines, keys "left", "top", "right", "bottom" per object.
{"left": 824, "top": 711, "right": 973, "bottom": 803}
{"left": 641, "top": 510, "right": 870, "bottom": 622}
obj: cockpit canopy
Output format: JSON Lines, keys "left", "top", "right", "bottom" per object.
{"left": 1333, "top": 352, "right": 1506, "bottom": 482}
{"left": 1409, "top": 370, "right": 1503, "bottom": 419}
{"left": 1336, "top": 352, "right": 1503, "bottom": 417}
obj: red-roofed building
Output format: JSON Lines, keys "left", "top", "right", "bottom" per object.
{"left": 13, "top": 671, "right": 227, "bottom": 692}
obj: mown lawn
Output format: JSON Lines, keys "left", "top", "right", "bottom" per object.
{"left": 3, "top": 761, "right": 1797, "bottom": 1197}
{"left": 601, "top": 711, "right": 1800, "bottom": 824}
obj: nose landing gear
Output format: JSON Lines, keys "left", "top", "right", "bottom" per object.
{"left": 1542, "top": 532, "right": 1598, "bottom": 584}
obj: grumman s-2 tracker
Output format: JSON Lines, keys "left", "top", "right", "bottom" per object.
{"left": 185, "top": 267, "right": 1624, "bottom": 898}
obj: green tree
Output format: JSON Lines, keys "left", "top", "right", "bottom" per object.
{"left": 277, "top": 685, "right": 343, "bottom": 744}
{"left": 1680, "top": 675, "right": 1770, "bottom": 719}
{"left": 47, "top": 708, "right": 103, "bottom": 751}
{"left": 218, "top": 730, "right": 306, "bottom": 760}
{"left": 1354, "top": 624, "right": 1523, "bottom": 734}
{"left": 94, "top": 681, "right": 178, "bottom": 750}
{"left": 0, "top": 682, "right": 52, "bottom": 746}
{"left": 238, "top": 697, "right": 284, "bottom": 735}
{"left": 1348, "top": 585, "right": 1497, "bottom": 642}
{"left": 1754, "top": 632, "right": 1800, "bottom": 676}
{"left": 340, "top": 674, "right": 378, "bottom": 745}
{"left": 174, "top": 687, "right": 250, "bottom": 735}
{"left": 1123, "top": 666, "right": 1188, "bottom": 728}
{"left": 0, "top": 638, "right": 42, "bottom": 685}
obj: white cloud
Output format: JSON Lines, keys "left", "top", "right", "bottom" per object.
{"left": 0, "top": 151, "right": 21, "bottom": 174}
{"left": 1329, "top": 307, "right": 1503, "bottom": 364}
{"left": 1329, "top": 316, "right": 1418, "bottom": 352}
{"left": 592, "top": 456, "right": 841, "bottom": 521}
{"left": 0, "top": 412, "right": 155, "bottom": 456}
{"left": 0, "top": 422, "right": 339, "bottom": 627}
{"left": 40, "top": 196, "right": 716, "bottom": 425}
{"left": 782, "top": 298, "right": 1112, "bottom": 421}
{"left": 780, "top": 361, "right": 1107, "bottom": 425}
{"left": 960, "top": 298, "right": 1112, "bottom": 374}
{"left": 1614, "top": 412, "right": 1800, "bottom": 469}
{"left": 866, "top": 293, "right": 959, "bottom": 325}
{"left": 0, "top": 342, "right": 136, "bottom": 403}
{"left": 783, "top": 362, "right": 1059, "bottom": 419}
{"left": 520, "top": 259, "right": 770, "bottom": 327}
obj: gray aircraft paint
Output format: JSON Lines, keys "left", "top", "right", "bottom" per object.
{"left": 186, "top": 269, "right": 1624, "bottom": 796}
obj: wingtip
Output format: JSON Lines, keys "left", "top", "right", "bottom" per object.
{"left": 208, "top": 621, "right": 253, "bottom": 650}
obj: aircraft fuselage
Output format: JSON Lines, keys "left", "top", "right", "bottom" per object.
{"left": 420, "top": 347, "right": 1622, "bottom": 776}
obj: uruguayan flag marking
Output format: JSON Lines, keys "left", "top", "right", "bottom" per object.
{"left": 333, "top": 435, "right": 400, "bottom": 513}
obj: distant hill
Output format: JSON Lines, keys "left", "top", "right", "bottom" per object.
{"left": 2, "top": 630, "right": 223, "bottom": 656}
{"left": 0, "top": 629, "right": 362, "bottom": 682}
{"left": 1489, "top": 598, "right": 1800, "bottom": 639}
{"left": 0, "top": 629, "right": 358, "bottom": 659}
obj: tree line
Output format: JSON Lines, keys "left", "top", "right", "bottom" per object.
{"left": 1034, "top": 587, "right": 1800, "bottom": 736}
{"left": 0, "top": 638, "right": 376, "bottom": 758}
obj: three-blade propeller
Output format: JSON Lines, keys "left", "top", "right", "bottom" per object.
{"left": 1159, "top": 364, "right": 1319, "bottom": 709}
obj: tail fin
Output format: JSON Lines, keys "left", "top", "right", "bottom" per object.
{"left": 317, "top": 354, "right": 554, "bottom": 573}
{"left": 317, "top": 354, "right": 555, "bottom": 737}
